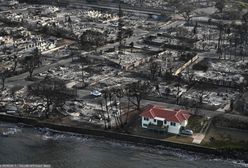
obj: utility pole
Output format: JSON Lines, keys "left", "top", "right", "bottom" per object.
{"left": 117, "top": 2, "right": 124, "bottom": 54}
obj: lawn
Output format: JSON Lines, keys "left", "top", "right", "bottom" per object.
{"left": 203, "top": 125, "right": 248, "bottom": 149}
{"left": 203, "top": 139, "right": 248, "bottom": 149}
{"left": 186, "top": 115, "right": 205, "bottom": 133}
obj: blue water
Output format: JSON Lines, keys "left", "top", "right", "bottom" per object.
{"left": 0, "top": 122, "right": 247, "bottom": 168}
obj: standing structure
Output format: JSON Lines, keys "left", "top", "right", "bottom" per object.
{"left": 140, "top": 105, "right": 191, "bottom": 134}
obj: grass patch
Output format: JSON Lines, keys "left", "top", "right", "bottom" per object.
{"left": 186, "top": 115, "right": 205, "bottom": 133}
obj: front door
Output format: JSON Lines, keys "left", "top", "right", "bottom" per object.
{"left": 157, "top": 120, "right": 163, "bottom": 127}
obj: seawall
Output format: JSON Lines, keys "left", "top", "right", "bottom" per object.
{"left": 0, "top": 114, "right": 226, "bottom": 157}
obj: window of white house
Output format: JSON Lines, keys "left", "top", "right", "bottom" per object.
{"left": 154, "top": 119, "right": 157, "bottom": 122}
{"left": 170, "top": 122, "right": 176, "bottom": 126}
{"left": 144, "top": 117, "right": 149, "bottom": 121}
{"left": 164, "top": 120, "right": 167, "bottom": 125}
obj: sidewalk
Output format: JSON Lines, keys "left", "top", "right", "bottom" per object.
{"left": 193, "top": 133, "right": 205, "bottom": 144}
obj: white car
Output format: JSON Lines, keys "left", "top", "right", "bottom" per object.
{"left": 181, "top": 129, "right": 193, "bottom": 136}
{"left": 90, "top": 90, "right": 102, "bottom": 97}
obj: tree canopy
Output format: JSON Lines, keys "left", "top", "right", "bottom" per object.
{"left": 20, "top": 47, "right": 42, "bottom": 79}
{"left": 79, "top": 29, "right": 107, "bottom": 51}
{"left": 27, "top": 77, "right": 77, "bottom": 118}
{"left": 126, "top": 80, "right": 152, "bottom": 110}
{"left": 215, "top": 0, "right": 225, "bottom": 13}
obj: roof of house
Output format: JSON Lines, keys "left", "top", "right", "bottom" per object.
{"left": 140, "top": 104, "right": 191, "bottom": 123}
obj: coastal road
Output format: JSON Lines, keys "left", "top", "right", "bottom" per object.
{"left": 61, "top": 0, "right": 172, "bottom": 16}
{"left": 6, "top": 57, "right": 73, "bottom": 88}
{"left": 76, "top": 87, "right": 225, "bottom": 119}
{"left": 5, "top": 39, "right": 76, "bottom": 87}
{"left": 0, "top": 7, "right": 28, "bottom": 14}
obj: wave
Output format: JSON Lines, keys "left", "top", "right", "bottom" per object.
{"left": 1, "top": 127, "right": 21, "bottom": 136}
{"left": 38, "top": 127, "right": 89, "bottom": 142}
{"left": 231, "top": 160, "right": 248, "bottom": 168}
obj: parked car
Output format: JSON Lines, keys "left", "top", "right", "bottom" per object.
{"left": 90, "top": 90, "right": 102, "bottom": 97}
{"left": 181, "top": 129, "right": 193, "bottom": 136}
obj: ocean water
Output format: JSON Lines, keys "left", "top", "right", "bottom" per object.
{"left": 0, "top": 122, "right": 247, "bottom": 168}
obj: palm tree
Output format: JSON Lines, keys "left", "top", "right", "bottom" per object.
{"left": 115, "top": 87, "right": 124, "bottom": 127}
{"left": 100, "top": 101, "right": 107, "bottom": 129}
{"left": 103, "top": 89, "right": 111, "bottom": 128}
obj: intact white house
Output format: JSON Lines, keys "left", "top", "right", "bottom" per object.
{"left": 140, "top": 105, "right": 191, "bottom": 134}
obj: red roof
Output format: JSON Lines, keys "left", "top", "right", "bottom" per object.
{"left": 140, "top": 105, "right": 191, "bottom": 123}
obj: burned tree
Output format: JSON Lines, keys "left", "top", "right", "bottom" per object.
{"left": 185, "top": 66, "right": 195, "bottom": 85}
{"left": 99, "top": 101, "right": 107, "bottom": 129}
{"left": 217, "top": 23, "right": 224, "bottom": 52}
{"left": 215, "top": 0, "right": 225, "bottom": 13}
{"left": 68, "top": 44, "right": 82, "bottom": 62}
{"left": 20, "top": 48, "right": 42, "bottom": 79}
{"left": 194, "top": 83, "right": 206, "bottom": 114}
{"left": 80, "top": 29, "right": 106, "bottom": 51}
{"left": 139, "top": 0, "right": 144, "bottom": 7}
{"left": 177, "top": 3, "right": 195, "bottom": 23}
{"left": 126, "top": 81, "right": 152, "bottom": 110}
{"left": 113, "top": 86, "right": 125, "bottom": 127}
{"left": 149, "top": 60, "right": 161, "bottom": 80}
{"left": 27, "top": 77, "right": 77, "bottom": 119}
{"left": 12, "top": 44, "right": 18, "bottom": 73}
{"left": 65, "top": 15, "right": 74, "bottom": 36}
{"left": 175, "top": 74, "right": 183, "bottom": 105}
{"left": 79, "top": 55, "right": 86, "bottom": 82}
{"left": 102, "top": 89, "right": 112, "bottom": 128}
{"left": 33, "top": 47, "right": 42, "bottom": 67}
{"left": 20, "top": 56, "right": 37, "bottom": 79}
{"left": 0, "top": 67, "right": 11, "bottom": 91}
{"left": 12, "top": 54, "right": 18, "bottom": 73}
{"left": 129, "top": 42, "right": 134, "bottom": 53}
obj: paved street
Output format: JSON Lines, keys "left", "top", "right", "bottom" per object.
{"left": 63, "top": 0, "right": 171, "bottom": 16}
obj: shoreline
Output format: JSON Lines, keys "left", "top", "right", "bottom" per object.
{"left": 1, "top": 114, "right": 247, "bottom": 163}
